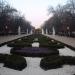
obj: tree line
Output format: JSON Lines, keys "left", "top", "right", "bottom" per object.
{"left": 0, "top": 0, "right": 33, "bottom": 35}
{"left": 42, "top": 0, "right": 75, "bottom": 37}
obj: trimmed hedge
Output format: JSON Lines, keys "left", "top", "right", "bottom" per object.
{"left": 36, "top": 34, "right": 65, "bottom": 49}
{"left": 8, "top": 34, "right": 65, "bottom": 57}
{"left": 61, "top": 56, "right": 75, "bottom": 65}
{"left": 7, "top": 42, "right": 31, "bottom": 47}
{"left": 7, "top": 39, "right": 31, "bottom": 47}
{"left": 7, "top": 34, "right": 65, "bottom": 49}
{"left": 0, "top": 54, "right": 27, "bottom": 71}
{"left": 40, "top": 55, "right": 63, "bottom": 70}
{"left": 0, "top": 54, "right": 8, "bottom": 63}
{"left": 10, "top": 47, "right": 59, "bottom": 57}
{"left": 40, "top": 41, "right": 64, "bottom": 49}
{"left": 48, "top": 42, "right": 64, "bottom": 49}
{"left": 40, "top": 55, "right": 75, "bottom": 70}
{"left": 7, "top": 34, "right": 35, "bottom": 47}
{"left": 4, "top": 54, "right": 27, "bottom": 71}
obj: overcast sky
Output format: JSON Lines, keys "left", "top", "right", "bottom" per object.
{"left": 7, "top": 0, "right": 67, "bottom": 28}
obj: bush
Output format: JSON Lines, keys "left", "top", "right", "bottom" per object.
{"left": 0, "top": 54, "right": 8, "bottom": 63}
{"left": 40, "top": 41, "right": 64, "bottom": 49}
{"left": 48, "top": 42, "right": 65, "bottom": 49}
{"left": 21, "top": 37, "right": 33, "bottom": 43}
{"left": 38, "top": 34, "right": 64, "bottom": 49}
{"left": 40, "top": 43, "right": 50, "bottom": 47}
{"left": 4, "top": 54, "right": 27, "bottom": 71}
{"left": 7, "top": 40, "right": 31, "bottom": 47}
{"left": 7, "top": 34, "right": 64, "bottom": 49}
{"left": 40, "top": 55, "right": 63, "bottom": 70}
{"left": 10, "top": 47, "right": 59, "bottom": 57}
{"left": 61, "top": 56, "right": 75, "bottom": 65}
{"left": 7, "top": 35, "right": 36, "bottom": 47}
{"left": 40, "top": 55, "right": 75, "bottom": 70}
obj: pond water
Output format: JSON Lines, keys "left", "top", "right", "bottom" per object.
{"left": 0, "top": 45, "right": 75, "bottom": 75}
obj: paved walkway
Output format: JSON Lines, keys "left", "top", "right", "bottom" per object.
{"left": 44, "top": 34, "right": 75, "bottom": 48}
{"left": 0, "top": 34, "right": 31, "bottom": 45}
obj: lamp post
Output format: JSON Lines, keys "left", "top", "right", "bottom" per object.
{"left": 5, "top": 25, "right": 8, "bottom": 35}
{"left": 67, "top": 26, "right": 70, "bottom": 37}
{"left": 18, "top": 26, "right": 21, "bottom": 35}
{"left": 5, "top": 25, "right": 8, "bottom": 29}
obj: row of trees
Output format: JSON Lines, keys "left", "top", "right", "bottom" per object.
{"left": 42, "top": 0, "right": 75, "bottom": 37}
{"left": 0, "top": 0, "right": 33, "bottom": 35}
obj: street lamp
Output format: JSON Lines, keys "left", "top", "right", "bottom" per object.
{"left": 67, "top": 26, "right": 70, "bottom": 36}
{"left": 5, "top": 25, "right": 8, "bottom": 29}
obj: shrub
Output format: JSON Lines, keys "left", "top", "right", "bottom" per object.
{"left": 48, "top": 43, "right": 64, "bottom": 49}
{"left": 40, "top": 55, "right": 63, "bottom": 70}
{"left": 7, "top": 35, "right": 35, "bottom": 47}
{"left": 40, "top": 55, "right": 75, "bottom": 70}
{"left": 61, "top": 56, "right": 75, "bottom": 65}
{"left": 40, "top": 43, "right": 50, "bottom": 47}
{"left": 39, "top": 41, "right": 64, "bottom": 49}
{"left": 4, "top": 54, "right": 27, "bottom": 71}
{"left": 38, "top": 35, "right": 64, "bottom": 49}
{"left": 0, "top": 54, "right": 8, "bottom": 63}
{"left": 10, "top": 47, "right": 59, "bottom": 57}
{"left": 7, "top": 41, "right": 31, "bottom": 47}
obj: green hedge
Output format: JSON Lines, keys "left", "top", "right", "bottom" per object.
{"left": 10, "top": 47, "right": 59, "bottom": 57}
{"left": 7, "top": 34, "right": 35, "bottom": 47}
{"left": 0, "top": 54, "right": 8, "bottom": 63}
{"left": 0, "top": 54, "right": 27, "bottom": 71}
{"left": 61, "top": 56, "right": 75, "bottom": 65}
{"left": 7, "top": 42, "right": 31, "bottom": 47}
{"left": 40, "top": 41, "right": 64, "bottom": 49}
{"left": 7, "top": 39, "right": 31, "bottom": 47}
{"left": 7, "top": 34, "right": 65, "bottom": 49}
{"left": 36, "top": 34, "right": 65, "bottom": 49}
{"left": 40, "top": 55, "right": 75, "bottom": 70}
{"left": 48, "top": 42, "right": 64, "bottom": 49}
{"left": 4, "top": 54, "right": 27, "bottom": 71}
{"left": 40, "top": 55, "right": 63, "bottom": 70}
